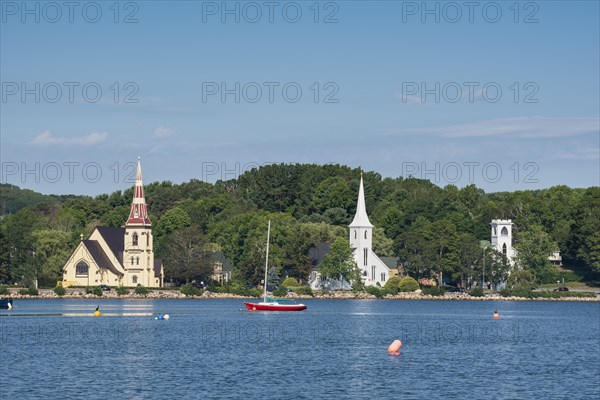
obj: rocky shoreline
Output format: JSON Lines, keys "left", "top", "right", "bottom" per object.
{"left": 4, "top": 289, "right": 599, "bottom": 302}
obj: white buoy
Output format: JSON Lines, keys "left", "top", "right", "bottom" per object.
{"left": 163, "top": 314, "right": 170, "bottom": 320}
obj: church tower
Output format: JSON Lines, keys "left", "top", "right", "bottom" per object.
{"left": 491, "top": 219, "right": 516, "bottom": 266}
{"left": 123, "top": 158, "right": 155, "bottom": 286}
{"left": 349, "top": 174, "right": 373, "bottom": 279}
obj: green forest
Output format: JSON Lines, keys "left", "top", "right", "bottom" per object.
{"left": 1, "top": 163, "right": 599, "bottom": 289}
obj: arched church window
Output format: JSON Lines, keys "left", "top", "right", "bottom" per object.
{"left": 130, "top": 256, "right": 134, "bottom": 265}
{"left": 493, "top": 226, "right": 497, "bottom": 235}
{"left": 136, "top": 257, "right": 140, "bottom": 265}
{"left": 132, "top": 275, "right": 138, "bottom": 284}
{"left": 501, "top": 227, "right": 508, "bottom": 236}
{"left": 364, "top": 231, "right": 367, "bottom": 239}
{"left": 502, "top": 243, "right": 507, "bottom": 255}
{"left": 354, "top": 230, "right": 357, "bottom": 239}
{"left": 132, "top": 232, "right": 138, "bottom": 246}
{"left": 363, "top": 248, "right": 368, "bottom": 266}
{"left": 371, "top": 266, "right": 376, "bottom": 281}
{"left": 76, "top": 261, "right": 89, "bottom": 276}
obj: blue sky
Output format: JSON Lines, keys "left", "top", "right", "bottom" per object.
{"left": 1, "top": 0, "right": 599, "bottom": 195}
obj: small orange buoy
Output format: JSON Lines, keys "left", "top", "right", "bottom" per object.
{"left": 252, "top": 306, "right": 256, "bottom": 311}
{"left": 493, "top": 310, "right": 500, "bottom": 319}
{"left": 388, "top": 339, "right": 402, "bottom": 355}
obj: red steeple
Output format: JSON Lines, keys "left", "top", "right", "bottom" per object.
{"left": 126, "top": 157, "right": 151, "bottom": 226}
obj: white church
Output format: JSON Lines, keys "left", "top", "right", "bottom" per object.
{"left": 490, "top": 219, "right": 517, "bottom": 266}
{"left": 350, "top": 175, "right": 391, "bottom": 286}
{"left": 62, "top": 159, "right": 164, "bottom": 288}
{"left": 309, "top": 175, "right": 391, "bottom": 289}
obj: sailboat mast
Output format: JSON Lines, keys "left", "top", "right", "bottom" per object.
{"left": 263, "top": 220, "right": 271, "bottom": 301}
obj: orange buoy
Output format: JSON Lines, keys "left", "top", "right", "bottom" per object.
{"left": 388, "top": 339, "right": 402, "bottom": 355}
{"left": 493, "top": 310, "right": 500, "bottom": 319}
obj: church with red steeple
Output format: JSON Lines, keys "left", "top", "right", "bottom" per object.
{"left": 62, "top": 158, "right": 164, "bottom": 288}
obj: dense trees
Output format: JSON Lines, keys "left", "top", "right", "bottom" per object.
{"left": 0, "top": 164, "right": 598, "bottom": 287}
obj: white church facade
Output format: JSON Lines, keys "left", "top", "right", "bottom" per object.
{"left": 350, "top": 175, "right": 391, "bottom": 286}
{"left": 490, "top": 219, "right": 517, "bottom": 266}
{"left": 62, "top": 159, "right": 164, "bottom": 288}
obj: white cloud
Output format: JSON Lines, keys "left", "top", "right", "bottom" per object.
{"left": 154, "top": 126, "right": 175, "bottom": 138}
{"left": 30, "top": 131, "right": 108, "bottom": 146}
{"left": 387, "top": 116, "right": 600, "bottom": 138}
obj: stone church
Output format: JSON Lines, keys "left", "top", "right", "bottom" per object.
{"left": 62, "top": 159, "right": 164, "bottom": 287}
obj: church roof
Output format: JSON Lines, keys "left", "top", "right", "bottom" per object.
{"left": 380, "top": 256, "right": 399, "bottom": 269}
{"left": 95, "top": 226, "right": 126, "bottom": 265}
{"left": 126, "top": 158, "right": 152, "bottom": 227}
{"left": 308, "top": 242, "right": 331, "bottom": 270}
{"left": 349, "top": 175, "right": 373, "bottom": 228}
{"left": 82, "top": 240, "right": 124, "bottom": 276}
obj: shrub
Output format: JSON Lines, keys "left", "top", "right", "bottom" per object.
{"left": 422, "top": 286, "right": 445, "bottom": 296}
{"left": 272, "top": 288, "right": 287, "bottom": 297}
{"left": 468, "top": 286, "right": 484, "bottom": 297}
{"left": 500, "top": 288, "right": 533, "bottom": 298}
{"left": 291, "top": 286, "right": 313, "bottom": 296}
{"left": 281, "top": 277, "right": 299, "bottom": 287}
{"left": 53, "top": 286, "right": 66, "bottom": 296}
{"left": 19, "top": 287, "right": 39, "bottom": 296}
{"left": 384, "top": 276, "right": 402, "bottom": 294}
{"left": 398, "top": 277, "right": 420, "bottom": 292}
{"left": 180, "top": 284, "right": 202, "bottom": 296}
{"left": 249, "top": 288, "right": 262, "bottom": 297}
{"left": 85, "top": 286, "right": 103, "bottom": 296}
{"left": 366, "top": 285, "right": 384, "bottom": 298}
{"left": 507, "top": 270, "right": 537, "bottom": 291}
{"left": 135, "top": 285, "right": 150, "bottom": 296}
{"left": 0, "top": 285, "right": 9, "bottom": 295}
{"left": 116, "top": 287, "right": 130, "bottom": 296}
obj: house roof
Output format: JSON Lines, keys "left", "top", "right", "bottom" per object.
{"left": 82, "top": 240, "right": 124, "bottom": 277}
{"left": 95, "top": 226, "right": 126, "bottom": 264}
{"left": 209, "top": 252, "right": 233, "bottom": 272}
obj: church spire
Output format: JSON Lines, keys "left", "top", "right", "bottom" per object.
{"left": 126, "top": 157, "right": 151, "bottom": 226}
{"left": 349, "top": 174, "right": 373, "bottom": 228}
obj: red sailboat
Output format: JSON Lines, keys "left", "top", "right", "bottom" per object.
{"left": 244, "top": 220, "right": 307, "bottom": 312}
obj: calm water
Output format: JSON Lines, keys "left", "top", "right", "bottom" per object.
{"left": 1, "top": 299, "right": 598, "bottom": 400}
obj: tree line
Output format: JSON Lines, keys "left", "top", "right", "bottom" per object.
{"left": 0, "top": 163, "right": 598, "bottom": 288}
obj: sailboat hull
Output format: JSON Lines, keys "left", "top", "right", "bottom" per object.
{"left": 244, "top": 302, "right": 307, "bottom": 311}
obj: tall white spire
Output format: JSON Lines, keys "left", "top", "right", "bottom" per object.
{"left": 349, "top": 174, "right": 372, "bottom": 228}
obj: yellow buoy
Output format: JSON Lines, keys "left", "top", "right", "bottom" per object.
{"left": 388, "top": 339, "right": 402, "bottom": 355}
{"left": 94, "top": 310, "right": 101, "bottom": 317}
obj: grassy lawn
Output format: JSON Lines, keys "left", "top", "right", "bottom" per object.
{"left": 538, "top": 281, "right": 599, "bottom": 292}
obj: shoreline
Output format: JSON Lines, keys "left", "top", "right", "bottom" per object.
{"left": 3, "top": 290, "right": 599, "bottom": 302}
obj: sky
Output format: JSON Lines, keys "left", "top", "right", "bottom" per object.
{"left": 1, "top": 0, "right": 599, "bottom": 195}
